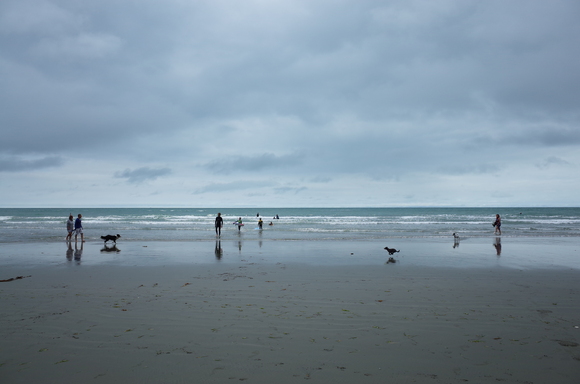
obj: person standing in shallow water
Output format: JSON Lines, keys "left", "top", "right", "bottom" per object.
{"left": 215, "top": 213, "right": 223, "bottom": 237}
{"left": 66, "top": 214, "right": 74, "bottom": 241}
{"left": 493, "top": 214, "right": 501, "bottom": 235}
{"left": 236, "top": 217, "right": 243, "bottom": 232}
{"left": 74, "top": 214, "right": 85, "bottom": 242}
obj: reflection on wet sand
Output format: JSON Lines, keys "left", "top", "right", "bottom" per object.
{"left": 494, "top": 237, "right": 502, "bottom": 256}
{"left": 74, "top": 243, "right": 83, "bottom": 264}
{"left": 66, "top": 242, "right": 74, "bottom": 261}
{"left": 214, "top": 240, "right": 223, "bottom": 261}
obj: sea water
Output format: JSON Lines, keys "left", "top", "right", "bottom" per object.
{"left": 0, "top": 207, "right": 578, "bottom": 243}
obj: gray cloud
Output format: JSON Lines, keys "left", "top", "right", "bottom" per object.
{"left": 536, "top": 156, "right": 572, "bottom": 169}
{"left": 309, "top": 176, "right": 332, "bottom": 183}
{"left": 193, "top": 180, "right": 274, "bottom": 194}
{"left": 0, "top": 155, "right": 63, "bottom": 172}
{"left": 508, "top": 127, "right": 580, "bottom": 147}
{"left": 274, "top": 186, "right": 307, "bottom": 195}
{"left": 1, "top": 0, "right": 580, "bottom": 207}
{"left": 204, "top": 153, "right": 303, "bottom": 175}
{"left": 114, "top": 167, "right": 172, "bottom": 184}
{"left": 438, "top": 164, "right": 501, "bottom": 176}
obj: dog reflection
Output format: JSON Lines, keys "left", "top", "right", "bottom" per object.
{"left": 100, "top": 244, "right": 121, "bottom": 253}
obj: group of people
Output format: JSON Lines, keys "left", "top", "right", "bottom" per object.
{"left": 214, "top": 213, "right": 278, "bottom": 237}
{"left": 66, "top": 212, "right": 503, "bottom": 240}
{"left": 66, "top": 214, "right": 85, "bottom": 242}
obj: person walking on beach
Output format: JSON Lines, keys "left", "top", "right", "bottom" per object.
{"left": 66, "top": 214, "right": 74, "bottom": 241}
{"left": 74, "top": 214, "right": 85, "bottom": 242}
{"left": 236, "top": 217, "right": 243, "bottom": 232}
{"left": 493, "top": 214, "right": 501, "bottom": 235}
{"left": 215, "top": 213, "right": 223, "bottom": 237}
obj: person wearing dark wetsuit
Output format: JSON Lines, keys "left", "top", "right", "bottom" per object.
{"left": 215, "top": 213, "right": 223, "bottom": 237}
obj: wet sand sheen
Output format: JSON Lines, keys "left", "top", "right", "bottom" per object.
{"left": 1, "top": 241, "right": 579, "bottom": 383}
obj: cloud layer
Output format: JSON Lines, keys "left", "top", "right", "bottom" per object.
{"left": 1, "top": 0, "right": 579, "bottom": 207}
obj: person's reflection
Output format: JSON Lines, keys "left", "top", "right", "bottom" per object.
{"left": 74, "top": 242, "right": 83, "bottom": 264}
{"left": 493, "top": 237, "right": 502, "bottom": 256}
{"left": 237, "top": 240, "right": 243, "bottom": 252}
{"left": 453, "top": 233, "right": 460, "bottom": 249}
{"left": 66, "top": 242, "right": 74, "bottom": 262}
{"left": 215, "top": 240, "right": 223, "bottom": 261}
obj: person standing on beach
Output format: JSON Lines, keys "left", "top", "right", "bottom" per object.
{"left": 236, "top": 217, "right": 243, "bottom": 232}
{"left": 66, "top": 214, "right": 74, "bottom": 241}
{"left": 74, "top": 214, "right": 85, "bottom": 242}
{"left": 215, "top": 213, "right": 223, "bottom": 237}
{"left": 493, "top": 214, "right": 501, "bottom": 235}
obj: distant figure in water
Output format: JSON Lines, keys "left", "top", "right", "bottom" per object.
{"left": 236, "top": 217, "right": 243, "bottom": 232}
{"left": 258, "top": 217, "right": 263, "bottom": 229}
{"left": 269, "top": 221, "right": 274, "bottom": 226}
{"left": 493, "top": 214, "right": 501, "bottom": 235}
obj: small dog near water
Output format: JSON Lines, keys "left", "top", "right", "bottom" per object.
{"left": 101, "top": 234, "right": 121, "bottom": 244}
{"left": 384, "top": 247, "right": 400, "bottom": 255}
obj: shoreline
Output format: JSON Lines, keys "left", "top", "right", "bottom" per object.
{"left": 1, "top": 237, "right": 579, "bottom": 270}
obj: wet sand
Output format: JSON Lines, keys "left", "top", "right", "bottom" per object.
{"left": 1, "top": 240, "right": 579, "bottom": 383}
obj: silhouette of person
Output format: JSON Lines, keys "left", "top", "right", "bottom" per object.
{"left": 493, "top": 214, "right": 501, "bottom": 235}
{"left": 215, "top": 213, "right": 223, "bottom": 237}
{"left": 74, "top": 214, "right": 85, "bottom": 242}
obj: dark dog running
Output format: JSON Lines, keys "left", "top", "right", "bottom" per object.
{"left": 384, "top": 247, "right": 400, "bottom": 255}
{"left": 101, "top": 234, "right": 121, "bottom": 244}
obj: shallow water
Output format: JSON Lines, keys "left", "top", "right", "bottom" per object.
{"left": 2, "top": 237, "right": 579, "bottom": 271}
{"left": 0, "top": 207, "right": 579, "bottom": 243}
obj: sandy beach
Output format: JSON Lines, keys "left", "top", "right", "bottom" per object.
{"left": 1, "top": 239, "right": 579, "bottom": 383}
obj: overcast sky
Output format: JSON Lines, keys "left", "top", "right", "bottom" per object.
{"left": 1, "top": 0, "right": 579, "bottom": 208}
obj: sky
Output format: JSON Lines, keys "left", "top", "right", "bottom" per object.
{"left": 1, "top": 0, "right": 579, "bottom": 208}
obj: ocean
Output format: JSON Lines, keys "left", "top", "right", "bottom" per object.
{"left": 0, "top": 207, "right": 579, "bottom": 243}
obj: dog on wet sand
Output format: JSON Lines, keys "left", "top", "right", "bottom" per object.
{"left": 384, "top": 247, "right": 400, "bottom": 255}
{"left": 101, "top": 234, "right": 121, "bottom": 244}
